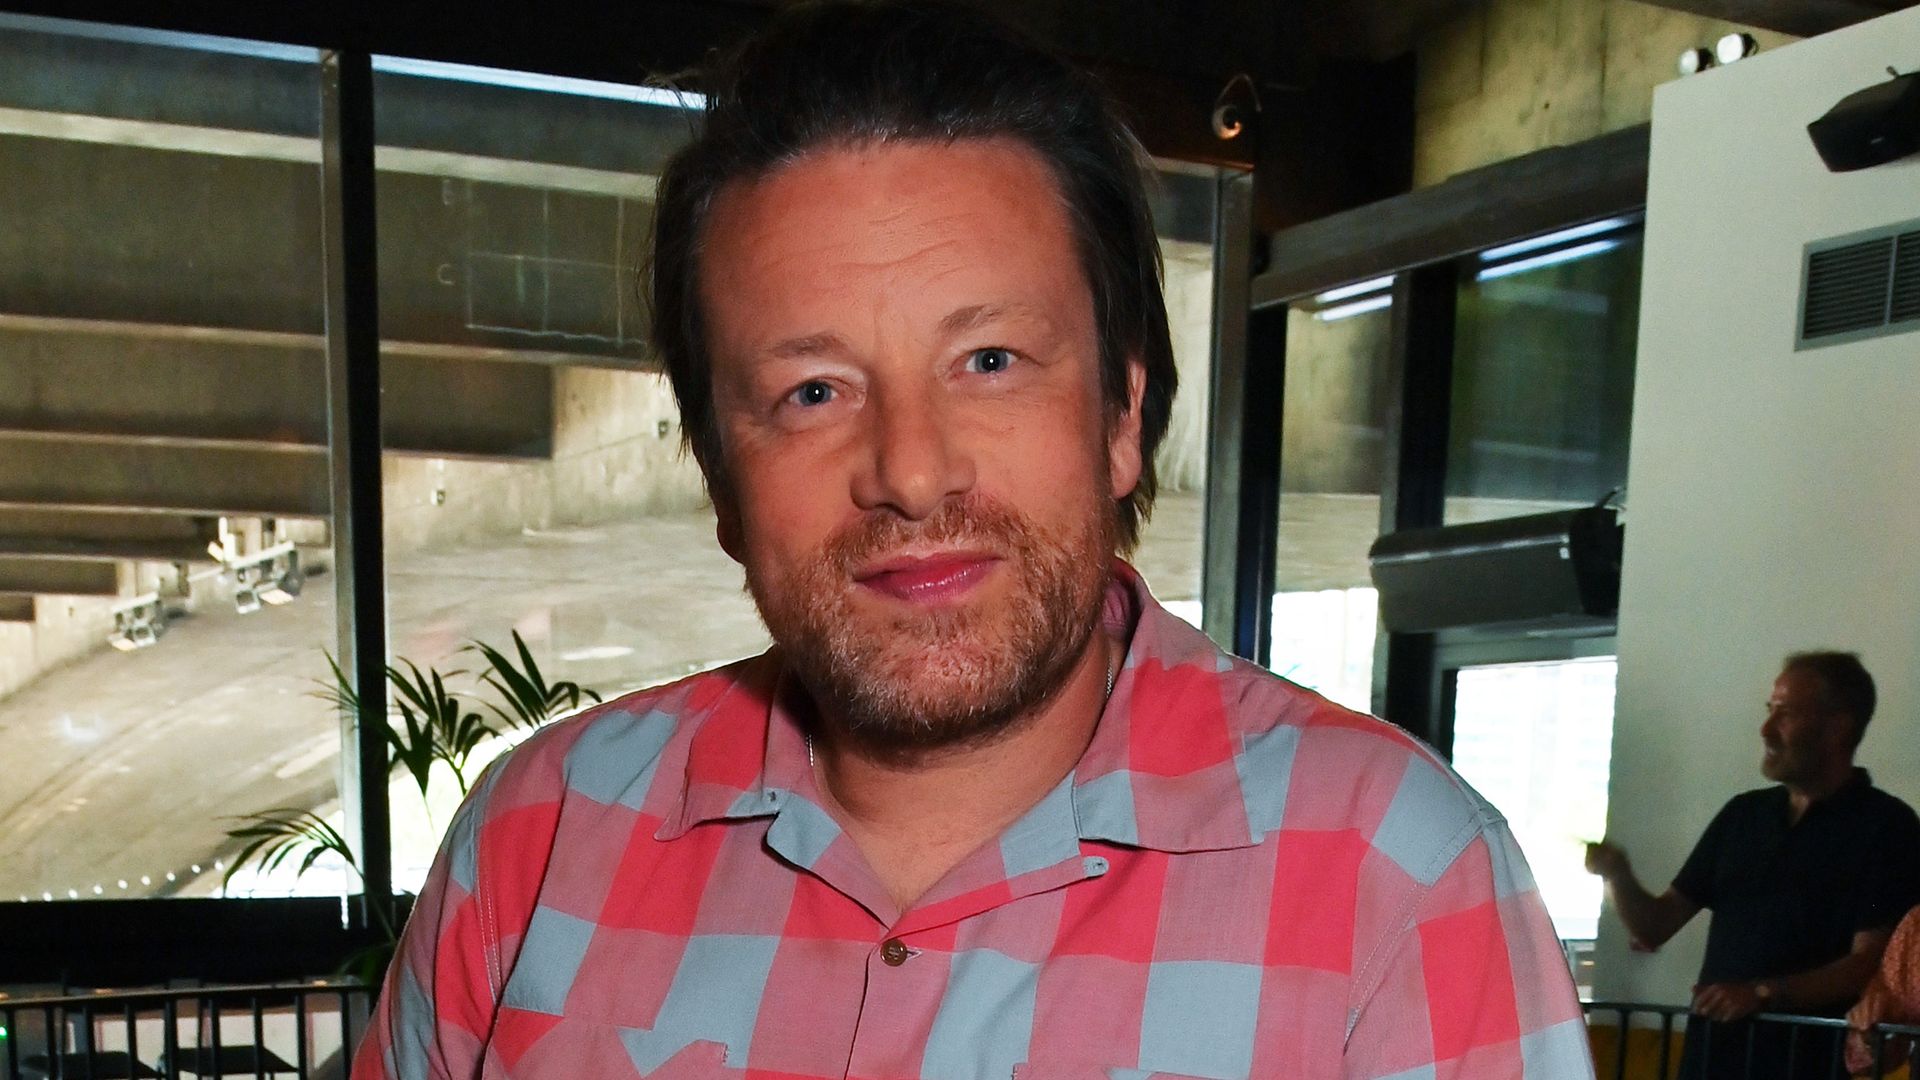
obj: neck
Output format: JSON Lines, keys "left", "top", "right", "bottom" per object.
{"left": 810, "top": 628, "right": 1117, "bottom": 912}
{"left": 1786, "top": 762, "right": 1856, "bottom": 820}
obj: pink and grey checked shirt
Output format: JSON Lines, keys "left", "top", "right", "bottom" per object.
{"left": 355, "top": 564, "right": 1593, "bottom": 1080}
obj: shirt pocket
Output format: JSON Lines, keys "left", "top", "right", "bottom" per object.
{"left": 483, "top": 1009, "right": 739, "bottom": 1079}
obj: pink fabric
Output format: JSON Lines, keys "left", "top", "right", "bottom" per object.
{"left": 354, "top": 564, "right": 1590, "bottom": 1079}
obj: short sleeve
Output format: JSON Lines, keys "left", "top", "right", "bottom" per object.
{"left": 1671, "top": 801, "right": 1733, "bottom": 909}
{"left": 1343, "top": 822, "right": 1594, "bottom": 1079}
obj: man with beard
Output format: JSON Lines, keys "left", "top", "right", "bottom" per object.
{"left": 1586, "top": 652, "right": 1920, "bottom": 1079}
{"left": 355, "top": 4, "right": 1589, "bottom": 1078}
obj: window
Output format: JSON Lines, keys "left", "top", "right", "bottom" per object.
{"left": 1267, "top": 279, "right": 1395, "bottom": 711}
{"left": 1136, "top": 164, "right": 1221, "bottom": 633}
{"left": 1448, "top": 656, "right": 1618, "bottom": 940}
{"left": 0, "top": 18, "right": 339, "bottom": 902}
{"left": 1446, "top": 219, "right": 1642, "bottom": 525}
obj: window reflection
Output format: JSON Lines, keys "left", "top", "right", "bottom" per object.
{"left": 1270, "top": 290, "right": 1395, "bottom": 711}
{"left": 0, "top": 19, "right": 339, "bottom": 902}
{"left": 1447, "top": 224, "right": 1642, "bottom": 524}
{"left": 1132, "top": 165, "right": 1218, "bottom": 632}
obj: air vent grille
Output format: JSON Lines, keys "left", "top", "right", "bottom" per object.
{"left": 1893, "top": 231, "right": 1920, "bottom": 325}
{"left": 1799, "top": 218, "right": 1920, "bottom": 349}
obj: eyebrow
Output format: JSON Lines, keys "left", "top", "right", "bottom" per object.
{"left": 760, "top": 304, "right": 1053, "bottom": 359}
{"left": 762, "top": 332, "right": 848, "bottom": 359}
{"left": 938, "top": 302, "right": 1049, "bottom": 337}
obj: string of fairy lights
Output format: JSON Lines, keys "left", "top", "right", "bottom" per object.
{"left": 18, "top": 859, "right": 225, "bottom": 903}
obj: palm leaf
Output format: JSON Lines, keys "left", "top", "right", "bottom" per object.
{"left": 473, "top": 631, "right": 603, "bottom": 731}
{"left": 222, "top": 808, "right": 359, "bottom": 889}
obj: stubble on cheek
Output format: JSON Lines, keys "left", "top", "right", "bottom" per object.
{"left": 743, "top": 490, "right": 1114, "bottom": 757}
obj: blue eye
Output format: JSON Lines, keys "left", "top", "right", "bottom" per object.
{"left": 790, "top": 380, "right": 834, "bottom": 407}
{"left": 966, "top": 348, "right": 1015, "bottom": 374}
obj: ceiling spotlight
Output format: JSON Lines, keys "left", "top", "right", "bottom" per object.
{"left": 1678, "top": 47, "right": 1716, "bottom": 76}
{"left": 107, "top": 593, "right": 167, "bottom": 651}
{"left": 1716, "top": 32, "right": 1758, "bottom": 66}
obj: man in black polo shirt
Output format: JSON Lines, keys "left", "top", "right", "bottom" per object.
{"left": 1587, "top": 651, "right": 1920, "bottom": 1079}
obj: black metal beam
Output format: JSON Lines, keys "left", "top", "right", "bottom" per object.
{"left": 0, "top": 896, "right": 406, "bottom": 985}
{"left": 0, "top": 557, "right": 119, "bottom": 596}
{"left": 0, "top": 591, "right": 37, "bottom": 620}
{"left": 1254, "top": 124, "right": 1651, "bottom": 306}
{"left": 1232, "top": 306, "right": 1286, "bottom": 665}
{"left": 0, "top": 0, "right": 768, "bottom": 98}
{"left": 320, "top": 49, "right": 392, "bottom": 922}
{"left": 1371, "top": 263, "right": 1458, "bottom": 748}
{"left": 1200, "top": 171, "right": 1256, "bottom": 654}
{"left": 0, "top": 436, "right": 331, "bottom": 516}
{"left": 0, "top": 318, "right": 554, "bottom": 459}
{"left": 1634, "top": 0, "right": 1909, "bottom": 37}
{"left": 0, "top": 510, "right": 217, "bottom": 563}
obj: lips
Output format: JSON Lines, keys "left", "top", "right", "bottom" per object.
{"left": 853, "top": 552, "right": 1000, "bottom": 603}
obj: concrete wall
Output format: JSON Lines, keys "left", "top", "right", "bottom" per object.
{"left": 383, "top": 365, "right": 707, "bottom": 555}
{"left": 1595, "top": 6, "right": 1920, "bottom": 1003}
{"left": 1414, "top": 0, "right": 1794, "bottom": 187}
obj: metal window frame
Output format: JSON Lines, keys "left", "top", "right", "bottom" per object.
{"left": 1245, "top": 129, "right": 1653, "bottom": 750}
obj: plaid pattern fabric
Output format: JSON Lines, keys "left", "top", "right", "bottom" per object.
{"left": 355, "top": 563, "right": 1592, "bottom": 1080}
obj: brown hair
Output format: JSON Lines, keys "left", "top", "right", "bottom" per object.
{"left": 646, "top": 0, "right": 1176, "bottom": 549}
{"left": 1783, "top": 650, "right": 1877, "bottom": 747}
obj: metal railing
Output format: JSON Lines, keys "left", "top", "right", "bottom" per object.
{"left": 1584, "top": 1000, "right": 1920, "bottom": 1080}
{"left": 0, "top": 981, "right": 371, "bottom": 1080}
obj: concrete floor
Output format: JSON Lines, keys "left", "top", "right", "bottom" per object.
{"left": 0, "top": 487, "right": 1552, "bottom": 902}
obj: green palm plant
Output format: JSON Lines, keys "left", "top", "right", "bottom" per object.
{"left": 387, "top": 658, "right": 496, "bottom": 796}
{"left": 221, "top": 808, "right": 359, "bottom": 889}
{"left": 222, "top": 636, "right": 602, "bottom": 945}
{"left": 470, "top": 630, "right": 603, "bottom": 731}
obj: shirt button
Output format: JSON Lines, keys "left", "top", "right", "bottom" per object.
{"left": 880, "top": 938, "right": 910, "bottom": 966}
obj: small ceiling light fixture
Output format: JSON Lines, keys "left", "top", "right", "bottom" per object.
{"left": 1715, "top": 32, "right": 1758, "bottom": 66}
{"left": 1210, "top": 73, "right": 1263, "bottom": 142}
{"left": 1678, "top": 47, "right": 1716, "bottom": 76}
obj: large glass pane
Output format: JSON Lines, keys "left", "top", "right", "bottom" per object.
{"left": 361, "top": 61, "right": 759, "bottom": 892}
{"left": 1134, "top": 164, "right": 1217, "bottom": 633}
{"left": 1446, "top": 221, "right": 1642, "bottom": 525}
{"left": 0, "top": 18, "right": 343, "bottom": 901}
{"left": 1269, "top": 281, "right": 1395, "bottom": 711}
{"left": 1449, "top": 656, "right": 1618, "bottom": 940}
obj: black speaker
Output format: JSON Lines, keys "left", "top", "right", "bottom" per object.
{"left": 1368, "top": 507, "right": 1624, "bottom": 634}
{"left": 1807, "top": 70, "right": 1920, "bottom": 173}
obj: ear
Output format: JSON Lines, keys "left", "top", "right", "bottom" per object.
{"left": 1107, "top": 356, "right": 1148, "bottom": 500}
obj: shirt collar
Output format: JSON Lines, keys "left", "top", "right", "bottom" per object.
{"left": 657, "top": 560, "right": 1272, "bottom": 854}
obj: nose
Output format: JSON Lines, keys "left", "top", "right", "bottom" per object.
{"left": 850, "top": 379, "right": 975, "bottom": 521}
{"left": 1761, "top": 710, "right": 1780, "bottom": 742}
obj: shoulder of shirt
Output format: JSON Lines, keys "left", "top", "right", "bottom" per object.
{"left": 1856, "top": 783, "right": 1920, "bottom": 828}
{"left": 1131, "top": 601, "right": 1506, "bottom": 848}
{"left": 458, "top": 652, "right": 773, "bottom": 815}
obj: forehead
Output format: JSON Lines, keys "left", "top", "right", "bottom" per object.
{"left": 696, "top": 137, "right": 1086, "bottom": 340}
{"left": 1772, "top": 667, "right": 1826, "bottom": 706}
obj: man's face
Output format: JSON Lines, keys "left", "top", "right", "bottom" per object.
{"left": 698, "top": 138, "right": 1145, "bottom": 754}
{"left": 1760, "top": 668, "right": 1849, "bottom": 784}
